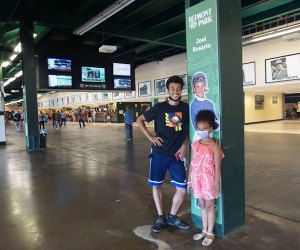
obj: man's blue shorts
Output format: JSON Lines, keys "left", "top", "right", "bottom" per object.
{"left": 148, "top": 149, "right": 187, "bottom": 188}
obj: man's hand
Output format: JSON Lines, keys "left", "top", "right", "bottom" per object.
{"left": 213, "top": 183, "right": 220, "bottom": 198}
{"left": 149, "top": 136, "right": 164, "bottom": 147}
{"left": 175, "top": 143, "right": 188, "bottom": 160}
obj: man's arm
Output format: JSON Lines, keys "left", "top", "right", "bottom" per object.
{"left": 136, "top": 114, "right": 163, "bottom": 146}
{"left": 211, "top": 142, "right": 222, "bottom": 197}
{"left": 175, "top": 132, "right": 189, "bottom": 159}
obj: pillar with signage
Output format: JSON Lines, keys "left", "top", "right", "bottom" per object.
{"left": 0, "top": 68, "right": 6, "bottom": 145}
{"left": 185, "top": 0, "right": 244, "bottom": 237}
{"left": 20, "top": 7, "right": 40, "bottom": 150}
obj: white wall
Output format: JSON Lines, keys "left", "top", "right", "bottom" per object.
{"left": 243, "top": 37, "right": 300, "bottom": 89}
{"left": 245, "top": 92, "right": 283, "bottom": 123}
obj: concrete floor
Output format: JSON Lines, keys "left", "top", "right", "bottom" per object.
{"left": 0, "top": 121, "right": 299, "bottom": 250}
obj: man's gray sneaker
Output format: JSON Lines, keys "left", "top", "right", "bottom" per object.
{"left": 151, "top": 215, "right": 167, "bottom": 233}
{"left": 166, "top": 213, "right": 190, "bottom": 230}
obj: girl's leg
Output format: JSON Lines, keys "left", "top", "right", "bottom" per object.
{"left": 199, "top": 198, "right": 208, "bottom": 232}
{"left": 205, "top": 199, "right": 215, "bottom": 234}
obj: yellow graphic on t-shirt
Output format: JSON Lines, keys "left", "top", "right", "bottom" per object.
{"left": 165, "top": 112, "right": 183, "bottom": 131}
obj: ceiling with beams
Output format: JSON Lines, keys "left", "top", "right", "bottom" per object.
{"left": 1, "top": 0, "right": 300, "bottom": 102}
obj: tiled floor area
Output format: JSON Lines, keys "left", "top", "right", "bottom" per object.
{"left": 0, "top": 121, "right": 299, "bottom": 250}
{"left": 245, "top": 120, "right": 300, "bottom": 134}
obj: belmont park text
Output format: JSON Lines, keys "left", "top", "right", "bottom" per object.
{"left": 188, "top": 8, "right": 213, "bottom": 27}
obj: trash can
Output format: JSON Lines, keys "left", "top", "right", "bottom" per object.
{"left": 40, "top": 129, "right": 47, "bottom": 148}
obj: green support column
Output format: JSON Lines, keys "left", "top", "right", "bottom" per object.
{"left": 20, "top": 6, "right": 40, "bottom": 150}
{"left": 218, "top": 0, "right": 245, "bottom": 235}
{"left": 0, "top": 67, "right": 6, "bottom": 145}
{"left": 185, "top": 0, "right": 244, "bottom": 237}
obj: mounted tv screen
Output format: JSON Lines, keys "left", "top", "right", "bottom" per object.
{"left": 114, "top": 77, "right": 131, "bottom": 90}
{"left": 113, "top": 63, "right": 131, "bottom": 76}
{"left": 48, "top": 58, "right": 71, "bottom": 72}
{"left": 82, "top": 67, "right": 105, "bottom": 82}
{"left": 48, "top": 75, "right": 72, "bottom": 88}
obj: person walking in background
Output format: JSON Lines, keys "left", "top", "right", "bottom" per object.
{"left": 52, "top": 111, "right": 56, "bottom": 127}
{"left": 60, "top": 110, "right": 67, "bottom": 127}
{"left": 123, "top": 106, "right": 134, "bottom": 140}
{"left": 187, "top": 110, "right": 224, "bottom": 247}
{"left": 87, "top": 109, "right": 93, "bottom": 124}
{"left": 76, "top": 108, "right": 85, "bottom": 128}
{"left": 55, "top": 111, "right": 61, "bottom": 129}
{"left": 43, "top": 113, "right": 48, "bottom": 126}
{"left": 38, "top": 111, "right": 45, "bottom": 130}
{"left": 13, "top": 111, "right": 21, "bottom": 132}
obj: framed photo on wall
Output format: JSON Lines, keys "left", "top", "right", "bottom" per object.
{"left": 113, "top": 92, "right": 122, "bottom": 100}
{"left": 125, "top": 91, "right": 136, "bottom": 99}
{"left": 265, "top": 53, "right": 300, "bottom": 83}
{"left": 255, "top": 95, "right": 264, "bottom": 110}
{"left": 85, "top": 93, "right": 92, "bottom": 103}
{"left": 102, "top": 92, "right": 111, "bottom": 101}
{"left": 180, "top": 74, "right": 188, "bottom": 92}
{"left": 93, "top": 92, "right": 102, "bottom": 103}
{"left": 272, "top": 96, "right": 278, "bottom": 104}
{"left": 154, "top": 78, "right": 167, "bottom": 95}
{"left": 243, "top": 62, "right": 256, "bottom": 86}
{"left": 138, "top": 81, "right": 151, "bottom": 97}
{"left": 70, "top": 95, "right": 77, "bottom": 105}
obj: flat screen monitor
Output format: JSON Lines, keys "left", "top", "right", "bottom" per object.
{"left": 48, "top": 58, "right": 71, "bottom": 72}
{"left": 82, "top": 67, "right": 105, "bottom": 82}
{"left": 48, "top": 75, "right": 72, "bottom": 88}
{"left": 113, "top": 63, "right": 131, "bottom": 76}
{"left": 114, "top": 77, "right": 131, "bottom": 89}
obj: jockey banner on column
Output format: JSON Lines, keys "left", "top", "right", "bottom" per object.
{"left": 185, "top": 0, "right": 223, "bottom": 234}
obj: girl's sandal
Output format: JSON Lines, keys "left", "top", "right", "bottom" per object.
{"left": 202, "top": 232, "right": 215, "bottom": 247}
{"left": 193, "top": 230, "right": 207, "bottom": 241}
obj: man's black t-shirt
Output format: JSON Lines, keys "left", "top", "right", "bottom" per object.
{"left": 14, "top": 113, "right": 21, "bottom": 122}
{"left": 143, "top": 101, "right": 189, "bottom": 157}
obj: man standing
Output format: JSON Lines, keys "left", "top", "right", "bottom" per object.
{"left": 136, "top": 75, "right": 189, "bottom": 233}
{"left": 76, "top": 108, "right": 85, "bottom": 128}
{"left": 13, "top": 111, "right": 21, "bottom": 132}
{"left": 60, "top": 109, "right": 66, "bottom": 127}
{"left": 87, "top": 109, "right": 93, "bottom": 124}
{"left": 123, "top": 106, "right": 133, "bottom": 140}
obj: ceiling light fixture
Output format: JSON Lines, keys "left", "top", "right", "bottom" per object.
{"left": 3, "top": 70, "right": 22, "bottom": 87}
{"left": 1, "top": 61, "right": 10, "bottom": 67}
{"left": 99, "top": 45, "right": 117, "bottom": 53}
{"left": 243, "top": 24, "right": 300, "bottom": 45}
{"left": 14, "top": 43, "right": 21, "bottom": 53}
{"left": 1, "top": 33, "right": 37, "bottom": 68}
{"left": 73, "top": 0, "right": 136, "bottom": 35}
{"left": 10, "top": 54, "right": 18, "bottom": 61}
{"left": 4, "top": 99, "right": 23, "bottom": 105}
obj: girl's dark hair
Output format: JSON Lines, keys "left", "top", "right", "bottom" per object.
{"left": 195, "top": 110, "right": 215, "bottom": 128}
{"left": 166, "top": 75, "right": 184, "bottom": 89}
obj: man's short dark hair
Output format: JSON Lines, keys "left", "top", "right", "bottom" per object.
{"left": 166, "top": 75, "right": 184, "bottom": 90}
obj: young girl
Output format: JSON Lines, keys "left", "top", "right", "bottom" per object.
{"left": 187, "top": 110, "right": 224, "bottom": 247}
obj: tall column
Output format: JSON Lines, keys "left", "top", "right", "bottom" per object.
{"left": 20, "top": 6, "right": 40, "bottom": 150}
{"left": 186, "top": 0, "right": 244, "bottom": 237}
{"left": 0, "top": 67, "right": 6, "bottom": 145}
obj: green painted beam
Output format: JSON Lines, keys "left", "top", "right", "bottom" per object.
{"left": 242, "top": 1, "right": 300, "bottom": 26}
{"left": 242, "top": 0, "right": 295, "bottom": 18}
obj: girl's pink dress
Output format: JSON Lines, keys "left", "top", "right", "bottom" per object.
{"left": 190, "top": 140, "right": 224, "bottom": 200}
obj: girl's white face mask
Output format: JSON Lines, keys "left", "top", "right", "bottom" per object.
{"left": 196, "top": 130, "right": 209, "bottom": 139}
